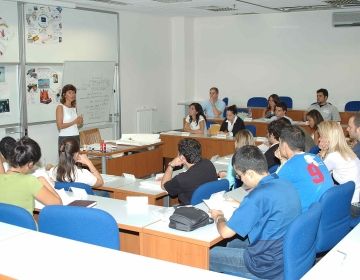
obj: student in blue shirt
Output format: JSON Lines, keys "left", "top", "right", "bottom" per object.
{"left": 202, "top": 87, "right": 226, "bottom": 118}
{"left": 276, "top": 125, "right": 333, "bottom": 212}
{"left": 209, "top": 145, "right": 301, "bottom": 279}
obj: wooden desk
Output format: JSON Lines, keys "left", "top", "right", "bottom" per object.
{"left": 85, "top": 142, "right": 163, "bottom": 178}
{"left": 0, "top": 222, "right": 242, "bottom": 280}
{"left": 160, "top": 132, "right": 235, "bottom": 159}
{"left": 140, "top": 203, "right": 223, "bottom": 270}
{"left": 303, "top": 223, "right": 360, "bottom": 279}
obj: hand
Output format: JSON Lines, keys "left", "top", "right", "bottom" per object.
{"left": 75, "top": 153, "right": 91, "bottom": 165}
{"left": 78, "top": 115, "right": 84, "bottom": 125}
{"left": 218, "top": 171, "right": 227, "bottom": 178}
{"left": 209, "top": 209, "right": 224, "bottom": 220}
{"left": 170, "top": 156, "right": 183, "bottom": 167}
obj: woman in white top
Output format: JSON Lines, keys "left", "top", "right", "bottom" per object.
{"left": 49, "top": 138, "right": 104, "bottom": 188}
{"left": 56, "top": 84, "right": 83, "bottom": 149}
{"left": 183, "top": 102, "right": 207, "bottom": 134}
{"left": 318, "top": 121, "right": 360, "bottom": 203}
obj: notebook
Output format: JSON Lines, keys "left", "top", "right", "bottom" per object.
{"left": 67, "top": 200, "right": 97, "bottom": 208}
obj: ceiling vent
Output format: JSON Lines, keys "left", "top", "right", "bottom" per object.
{"left": 196, "top": 6, "right": 237, "bottom": 12}
{"left": 333, "top": 11, "right": 360, "bottom": 26}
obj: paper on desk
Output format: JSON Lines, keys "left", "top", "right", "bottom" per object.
{"left": 214, "top": 157, "right": 230, "bottom": 165}
{"left": 139, "top": 180, "right": 164, "bottom": 192}
{"left": 123, "top": 173, "right": 137, "bottom": 181}
{"left": 35, "top": 188, "right": 77, "bottom": 209}
{"left": 203, "top": 191, "right": 239, "bottom": 220}
{"left": 115, "top": 134, "right": 161, "bottom": 146}
{"left": 161, "top": 131, "right": 190, "bottom": 136}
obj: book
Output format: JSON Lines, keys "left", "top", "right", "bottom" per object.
{"left": 203, "top": 191, "right": 239, "bottom": 220}
{"left": 67, "top": 200, "right": 97, "bottom": 208}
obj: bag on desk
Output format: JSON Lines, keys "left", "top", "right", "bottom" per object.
{"left": 169, "top": 206, "right": 214, "bottom": 232}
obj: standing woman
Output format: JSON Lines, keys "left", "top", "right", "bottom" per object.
{"left": 56, "top": 84, "right": 83, "bottom": 149}
{"left": 306, "top": 109, "right": 324, "bottom": 145}
{"left": 183, "top": 102, "right": 207, "bottom": 134}
{"left": 219, "top": 105, "right": 245, "bottom": 137}
{"left": 264, "top": 94, "right": 280, "bottom": 119}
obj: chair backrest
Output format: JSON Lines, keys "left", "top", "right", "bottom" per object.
{"left": 54, "top": 181, "right": 95, "bottom": 195}
{"left": 245, "top": 125, "right": 256, "bottom": 137}
{"left": 0, "top": 203, "right": 37, "bottom": 230}
{"left": 247, "top": 97, "right": 268, "bottom": 108}
{"left": 283, "top": 203, "right": 322, "bottom": 280}
{"left": 344, "top": 101, "right": 360, "bottom": 112}
{"left": 316, "top": 181, "right": 354, "bottom": 253}
{"left": 79, "top": 128, "right": 102, "bottom": 146}
{"left": 279, "top": 96, "right": 293, "bottom": 109}
{"left": 222, "top": 97, "right": 229, "bottom": 117}
{"left": 39, "top": 205, "right": 120, "bottom": 250}
{"left": 208, "top": 124, "right": 221, "bottom": 135}
{"left": 190, "top": 179, "right": 229, "bottom": 205}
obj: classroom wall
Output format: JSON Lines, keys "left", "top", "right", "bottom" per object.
{"left": 119, "top": 12, "right": 172, "bottom": 133}
{"left": 192, "top": 10, "right": 360, "bottom": 111}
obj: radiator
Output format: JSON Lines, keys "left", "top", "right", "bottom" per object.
{"left": 136, "top": 107, "right": 154, "bottom": 133}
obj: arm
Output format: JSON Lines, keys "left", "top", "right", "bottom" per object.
{"left": 211, "top": 100, "right": 225, "bottom": 118}
{"left": 161, "top": 156, "right": 183, "bottom": 189}
{"left": 191, "top": 119, "right": 206, "bottom": 134}
{"left": 219, "top": 119, "right": 228, "bottom": 133}
{"left": 35, "top": 177, "right": 62, "bottom": 205}
{"left": 209, "top": 210, "right": 236, "bottom": 238}
{"left": 76, "top": 154, "right": 104, "bottom": 187}
{"left": 332, "top": 107, "right": 341, "bottom": 122}
{"left": 56, "top": 105, "right": 83, "bottom": 130}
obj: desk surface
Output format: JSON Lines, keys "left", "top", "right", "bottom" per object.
{"left": 0, "top": 222, "right": 29, "bottom": 242}
{"left": 0, "top": 222, "right": 243, "bottom": 280}
{"left": 84, "top": 142, "right": 163, "bottom": 157}
{"left": 303, "top": 223, "right": 360, "bottom": 279}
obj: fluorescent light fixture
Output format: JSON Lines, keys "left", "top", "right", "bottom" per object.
{"left": 20, "top": 0, "right": 76, "bottom": 9}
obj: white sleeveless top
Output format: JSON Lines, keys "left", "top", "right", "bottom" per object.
{"left": 58, "top": 104, "right": 79, "bottom": 136}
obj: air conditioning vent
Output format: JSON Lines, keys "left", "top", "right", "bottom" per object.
{"left": 333, "top": 11, "right": 360, "bottom": 27}
{"left": 196, "top": 6, "right": 237, "bottom": 12}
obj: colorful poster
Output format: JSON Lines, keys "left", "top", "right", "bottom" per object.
{"left": 0, "top": 17, "right": 14, "bottom": 56}
{"left": 25, "top": 5, "right": 62, "bottom": 44}
{"left": 26, "top": 67, "right": 61, "bottom": 106}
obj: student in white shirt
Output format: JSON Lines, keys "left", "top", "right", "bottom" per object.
{"left": 49, "top": 138, "right": 104, "bottom": 188}
{"left": 183, "top": 102, "right": 207, "bottom": 134}
{"left": 318, "top": 121, "right": 360, "bottom": 203}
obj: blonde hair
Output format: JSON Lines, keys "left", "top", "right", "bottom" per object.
{"left": 234, "top": 129, "right": 255, "bottom": 150}
{"left": 317, "top": 121, "right": 355, "bottom": 160}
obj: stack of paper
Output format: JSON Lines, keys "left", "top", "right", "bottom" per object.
{"left": 203, "top": 191, "right": 239, "bottom": 220}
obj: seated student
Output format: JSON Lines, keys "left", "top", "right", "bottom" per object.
{"left": 219, "top": 105, "right": 245, "bottom": 137}
{"left": 276, "top": 125, "right": 333, "bottom": 212}
{"left": 265, "top": 118, "right": 291, "bottom": 171}
{"left": 49, "top": 138, "right": 104, "bottom": 189}
{"left": 209, "top": 145, "right": 301, "bottom": 279}
{"left": 0, "top": 136, "right": 16, "bottom": 173}
{"left": 161, "top": 138, "right": 217, "bottom": 205}
{"left": 318, "top": 121, "right": 360, "bottom": 203}
{"left": 307, "top": 88, "right": 340, "bottom": 121}
{"left": 0, "top": 137, "right": 62, "bottom": 214}
{"left": 306, "top": 109, "right": 324, "bottom": 145}
{"left": 202, "top": 87, "right": 226, "bottom": 118}
{"left": 264, "top": 93, "right": 280, "bottom": 119}
{"left": 270, "top": 102, "right": 293, "bottom": 122}
{"left": 347, "top": 113, "right": 360, "bottom": 159}
{"left": 183, "top": 102, "right": 206, "bottom": 134}
{"left": 218, "top": 129, "right": 255, "bottom": 189}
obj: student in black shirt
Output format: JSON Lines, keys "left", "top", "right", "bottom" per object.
{"left": 161, "top": 138, "right": 217, "bottom": 205}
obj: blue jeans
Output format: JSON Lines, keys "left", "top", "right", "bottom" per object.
{"left": 210, "top": 238, "right": 263, "bottom": 279}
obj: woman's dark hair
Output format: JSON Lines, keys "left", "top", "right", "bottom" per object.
{"left": 226, "top": 105, "right": 237, "bottom": 116}
{"left": 8, "top": 137, "right": 41, "bottom": 168}
{"left": 60, "top": 84, "right": 77, "bottom": 107}
{"left": 0, "top": 136, "right": 16, "bottom": 161}
{"left": 189, "top": 102, "right": 207, "bottom": 125}
{"left": 267, "top": 94, "right": 280, "bottom": 109}
{"left": 56, "top": 138, "right": 80, "bottom": 182}
{"left": 306, "top": 109, "right": 324, "bottom": 129}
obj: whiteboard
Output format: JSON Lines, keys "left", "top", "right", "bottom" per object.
{"left": 62, "top": 61, "right": 115, "bottom": 125}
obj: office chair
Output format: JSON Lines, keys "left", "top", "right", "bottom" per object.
{"left": 279, "top": 96, "right": 293, "bottom": 109}
{"left": 0, "top": 203, "right": 37, "bottom": 230}
{"left": 247, "top": 97, "right": 268, "bottom": 108}
{"left": 245, "top": 125, "right": 256, "bottom": 137}
{"left": 39, "top": 205, "right": 120, "bottom": 250}
{"left": 344, "top": 101, "right": 360, "bottom": 112}
{"left": 283, "top": 203, "right": 322, "bottom": 280}
{"left": 55, "top": 181, "right": 95, "bottom": 195}
{"left": 316, "top": 181, "right": 354, "bottom": 253}
{"left": 190, "top": 179, "right": 229, "bottom": 205}
{"left": 222, "top": 97, "right": 229, "bottom": 117}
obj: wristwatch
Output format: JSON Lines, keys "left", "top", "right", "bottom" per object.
{"left": 216, "top": 215, "right": 226, "bottom": 224}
